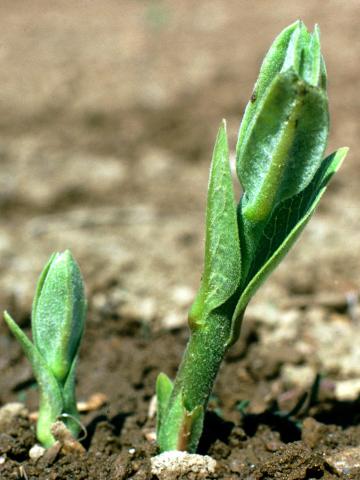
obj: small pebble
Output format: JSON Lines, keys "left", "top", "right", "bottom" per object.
{"left": 143, "top": 429, "right": 157, "bottom": 443}
{"left": 29, "top": 444, "right": 46, "bottom": 461}
{"left": 326, "top": 447, "right": 360, "bottom": 475}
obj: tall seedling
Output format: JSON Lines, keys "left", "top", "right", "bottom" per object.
{"left": 156, "top": 20, "right": 348, "bottom": 453}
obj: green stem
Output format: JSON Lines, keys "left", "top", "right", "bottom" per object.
{"left": 158, "top": 307, "right": 233, "bottom": 452}
{"left": 176, "top": 312, "right": 231, "bottom": 409}
{"left": 37, "top": 391, "right": 63, "bottom": 447}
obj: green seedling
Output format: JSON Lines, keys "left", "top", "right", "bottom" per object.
{"left": 3, "top": 250, "right": 86, "bottom": 447}
{"left": 156, "top": 20, "right": 348, "bottom": 453}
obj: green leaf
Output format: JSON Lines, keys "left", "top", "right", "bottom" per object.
{"left": 157, "top": 389, "right": 183, "bottom": 452}
{"left": 31, "top": 253, "right": 57, "bottom": 322}
{"left": 189, "top": 120, "right": 241, "bottom": 327}
{"left": 32, "top": 250, "right": 87, "bottom": 382}
{"left": 236, "top": 20, "right": 300, "bottom": 155}
{"left": 62, "top": 355, "right": 81, "bottom": 438}
{"left": 227, "top": 147, "right": 347, "bottom": 347}
{"left": 301, "top": 25, "right": 321, "bottom": 86}
{"left": 157, "top": 388, "right": 204, "bottom": 453}
{"left": 236, "top": 23, "right": 328, "bottom": 236}
{"left": 237, "top": 22, "right": 326, "bottom": 184}
{"left": 156, "top": 372, "right": 173, "bottom": 433}
{"left": 319, "top": 55, "right": 327, "bottom": 90}
{"left": 237, "top": 69, "right": 329, "bottom": 223}
{"left": 3, "top": 311, "right": 63, "bottom": 447}
{"left": 281, "top": 20, "right": 308, "bottom": 74}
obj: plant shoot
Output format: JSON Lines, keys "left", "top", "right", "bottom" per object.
{"left": 156, "top": 20, "right": 348, "bottom": 453}
{"left": 3, "top": 250, "right": 86, "bottom": 447}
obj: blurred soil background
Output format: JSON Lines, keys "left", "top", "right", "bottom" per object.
{"left": 0, "top": 1, "right": 360, "bottom": 478}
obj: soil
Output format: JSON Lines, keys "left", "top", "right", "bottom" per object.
{"left": 0, "top": 1, "right": 360, "bottom": 479}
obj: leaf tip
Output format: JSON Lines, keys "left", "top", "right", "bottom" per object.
{"left": 332, "top": 146, "right": 349, "bottom": 171}
{"left": 3, "top": 310, "right": 14, "bottom": 327}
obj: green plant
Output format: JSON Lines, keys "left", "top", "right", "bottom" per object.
{"left": 3, "top": 250, "right": 86, "bottom": 447}
{"left": 156, "top": 20, "right": 348, "bottom": 453}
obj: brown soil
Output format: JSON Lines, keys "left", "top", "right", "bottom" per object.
{"left": 1, "top": 316, "right": 360, "bottom": 479}
{"left": 0, "top": 1, "right": 359, "bottom": 479}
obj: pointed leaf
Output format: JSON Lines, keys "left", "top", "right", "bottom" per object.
{"left": 157, "top": 389, "right": 184, "bottom": 452}
{"left": 301, "top": 25, "right": 321, "bottom": 86}
{"left": 281, "top": 20, "right": 308, "bottom": 74}
{"left": 4, "top": 311, "right": 63, "bottom": 446}
{"left": 319, "top": 55, "right": 327, "bottom": 89}
{"left": 227, "top": 147, "right": 347, "bottom": 346}
{"left": 31, "top": 253, "right": 57, "bottom": 322}
{"left": 189, "top": 121, "right": 241, "bottom": 327}
{"left": 236, "top": 20, "right": 301, "bottom": 155}
{"left": 156, "top": 373, "right": 173, "bottom": 433}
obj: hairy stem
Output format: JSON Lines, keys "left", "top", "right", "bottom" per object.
{"left": 158, "top": 306, "right": 233, "bottom": 452}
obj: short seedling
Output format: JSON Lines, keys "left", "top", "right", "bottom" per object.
{"left": 156, "top": 20, "right": 348, "bottom": 453}
{"left": 3, "top": 250, "right": 86, "bottom": 447}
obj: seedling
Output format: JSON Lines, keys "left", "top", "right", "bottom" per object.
{"left": 156, "top": 20, "right": 348, "bottom": 453}
{"left": 3, "top": 250, "right": 86, "bottom": 447}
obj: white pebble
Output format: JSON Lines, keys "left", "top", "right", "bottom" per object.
{"left": 29, "top": 444, "right": 46, "bottom": 461}
{"left": 151, "top": 451, "right": 217, "bottom": 479}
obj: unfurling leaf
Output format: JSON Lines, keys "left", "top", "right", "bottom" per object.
{"left": 189, "top": 120, "right": 241, "bottom": 328}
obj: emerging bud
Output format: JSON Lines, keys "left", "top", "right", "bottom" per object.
{"left": 236, "top": 21, "right": 329, "bottom": 222}
{"left": 32, "top": 250, "right": 86, "bottom": 382}
{"left": 3, "top": 250, "right": 87, "bottom": 446}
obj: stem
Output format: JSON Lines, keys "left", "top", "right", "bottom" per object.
{"left": 158, "top": 306, "right": 233, "bottom": 452}
{"left": 37, "top": 392, "right": 62, "bottom": 447}
{"left": 176, "top": 311, "right": 231, "bottom": 409}
{"left": 37, "top": 367, "right": 80, "bottom": 447}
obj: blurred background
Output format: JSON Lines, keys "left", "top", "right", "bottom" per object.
{"left": 0, "top": 0, "right": 358, "bottom": 329}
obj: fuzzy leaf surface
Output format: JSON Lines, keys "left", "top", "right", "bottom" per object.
{"left": 32, "top": 250, "right": 86, "bottom": 382}
{"left": 228, "top": 147, "right": 347, "bottom": 346}
{"left": 237, "top": 69, "right": 329, "bottom": 223}
{"left": 236, "top": 20, "right": 300, "bottom": 154}
{"left": 189, "top": 121, "right": 241, "bottom": 326}
{"left": 156, "top": 373, "right": 173, "bottom": 433}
